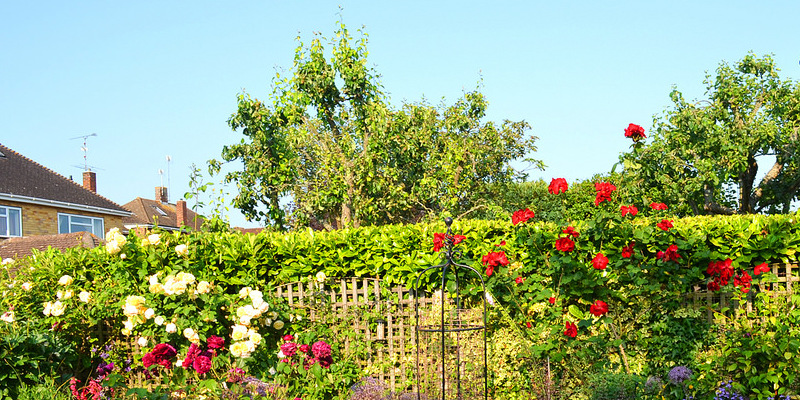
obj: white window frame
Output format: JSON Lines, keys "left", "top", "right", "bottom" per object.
{"left": 0, "top": 205, "right": 22, "bottom": 237}
{"left": 58, "top": 213, "right": 105, "bottom": 239}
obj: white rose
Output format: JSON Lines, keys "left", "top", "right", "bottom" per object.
{"left": 272, "top": 320, "right": 284, "bottom": 330}
{"left": 123, "top": 319, "right": 134, "bottom": 331}
{"left": 50, "top": 301, "right": 65, "bottom": 316}
{"left": 148, "top": 274, "right": 160, "bottom": 286}
{"left": 78, "top": 291, "right": 91, "bottom": 303}
{"left": 277, "top": 350, "right": 286, "bottom": 359}
{"left": 105, "top": 241, "right": 120, "bottom": 255}
{"left": 58, "top": 275, "right": 73, "bottom": 285}
{"left": 144, "top": 308, "right": 155, "bottom": 319}
{"left": 22, "top": 282, "right": 32, "bottom": 291}
{"left": 43, "top": 301, "right": 53, "bottom": 316}
{"left": 137, "top": 337, "right": 148, "bottom": 347}
{"left": 248, "top": 290, "right": 263, "bottom": 303}
{"left": 123, "top": 304, "right": 139, "bottom": 316}
{"left": 239, "top": 315, "right": 252, "bottom": 326}
{"left": 165, "top": 323, "right": 177, "bottom": 333}
{"left": 0, "top": 311, "right": 14, "bottom": 323}
{"left": 315, "top": 271, "right": 326, "bottom": 283}
{"left": 238, "top": 287, "right": 252, "bottom": 299}
{"left": 196, "top": 281, "right": 212, "bottom": 294}
{"left": 231, "top": 324, "right": 248, "bottom": 341}
{"left": 147, "top": 233, "right": 161, "bottom": 245}
{"left": 248, "top": 330, "right": 262, "bottom": 346}
{"left": 175, "top": 244, "right": 188, "bottom": 256}
{"left": 1, "top": 258, "right": 13, "bottom": 266}
{"left": 154, "top": 316, "right": 165, "bottom": 326}
{"left": 120, "top": 253, "right": 127, "bottom": 259}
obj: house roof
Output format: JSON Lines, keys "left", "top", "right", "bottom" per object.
{"left": 122, "top": 197, "right": 205, "bottom": 230}
{"left": 0, "top": 143, "right": 129, "bottom": 216}
{"left": 0, "top": 231, "right": 101, "bottom": 260}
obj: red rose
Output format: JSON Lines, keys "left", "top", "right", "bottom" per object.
{"left": 515, "top": 276, "right": 524, "bottom": 284}
{"left": 624, "top": 123, "right": 646, "bottom": 141}
{"left": 526, "top": 321, "right": 532, "bottom": 328}
{"left": 495, "top": 240, "right": 506, "bottom": 247}
{"left": 589, "top": 300, "right": 609, "bottom": 317}
{"left": 734, "top": 270, "right": 752, "bottom": 293}
{"left": 548, "top": 297, "right": 556, "bottom": 304}
{"left": 594, "top": 182, "right": 617, "bottom": 206}
{"left": 621, "top": 241, "right": 635, "bottom": 258}
{"left": 754, "top": 262, "right": 770, "bottom": 275}
{"left": 555, "top": 237, "right": 575, "bottom": 252}
{"left": 283, "top": 335, "right": 295, "bottom": 342}
{"left": 193, "top": 355, "right": 213, "bottom": 375}
{"left": 485, "top": 265, "right": 494, "bottom": 277}
{"left": 656, "top": 244, "right": 681, "bottom": 263}
{"left": 564, "top": 321, "right": 577, "bottom": 338}
{"left": 548, "top": 178, "right": 568, "bottom": 194}
{"left": 432, "top": 232, "right": 465, "bottom": 252}
{"left": 207, "top": 335, "right": 224, "bottom": 350}
{"left": 620, "top": 205, "right": 638, "bottom": 217}
{"left": 562, "top": 226, "right": 580, "bottom": 238}
{"left": 650, "top": 202, "right": 668, "bottom": 210}
{"left": 512, "top": 208, "right": 535, "bottom": 225}
{"left": 482, "top": 251, "right": 509, "bottom": 277}
{"left": 183, "top": 343, "right": 200, "bottom": 369}
{"left": 656, "top": 219, "right": 673, "bottom": 231}
{"left": 707, "top": 281, "right": 721, "bottom": 291}
{"left": 592, "top": 253, "right": 609, "bottom": 270}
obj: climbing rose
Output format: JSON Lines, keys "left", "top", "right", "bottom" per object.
{"left": 594, "top": 182, "right": 617, "bottom": 205}
{"left": 590, "top": 300, "right": 609, "bottom": 316}
{"left": 624, "top": 123, "right": 646, "bottom": 141}
{"left": 621, "top": 242, "right": 635, "bottom": 258}
{"left": 754, "top": 262, "right": 770, "bottom": 275}
{"left": 734, "top": 270, "right": 753, "bottom": 293}
{"left": 562, "top": 226, "right": 580, "bottom": 238}
{"left": 656, "top": 219, "right": 674, "bottom": 231}
{"left": 482, "top": 251, "right": 509, "bottom": 277}
{"left": 620, "top": 205, "right": 638, "bottom": 217}
{"left": 548, "top": 297, "right": 556, "bottom": 304}
{"left": 548, "top": 178, "right": 568, "bottom": 194}
{"left": 511, "top": 208, "right": 535, "bottom": 225}
{"left": 555, "top": 237, "right": 575, "bottom": 252}
{"left": 515, "top": 276, "right": 524, "bottom": 284}
{"left": 207, "top": 335, "right": 225, "bottom": 350}
{"left": 592, "top": 253, "right": 609, "bottom": 270}
{"left": 563, "top": 322, "right": 577, "bottom": 338}
{"left": 650, "top": 202, "right": 668, "bottom": 210}
{"left": 192, "top": 355, "right": 212, "bottom": 375}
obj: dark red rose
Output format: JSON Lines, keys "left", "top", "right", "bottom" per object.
{"left": 592, "top": 253, "right": 609, "bottom": 270}
{"left": 433, "top": 232, "right": 466, "bottom": 252}
{"left": 564, "top": 322, "right": 577, "bottom": 338}
{"left": 594, "top": 182, "right": 617, "bottom": 205}
{"left": 280, "top": 342, "right": 297, "bottom": 358}
{"left": 299, "top": 344, "right": 311, "bottom": 353}
{"left": 555, "top": 237, "right": 575, "bottom": 252}
{"left": 589, "top": 300, "right": 609, "bottom": 317}
{"left": 183, "top": 343, "right": 200, "bottom": 369}
{"left": 548, "top": 178, "right": 568, "bottom": 194}
{"left": 650, "top": 202, "right": 668, "bottom": 210}
{"left": 151, "top": 343, "right": 177, "bottom": 359}
{"left": 193, "top": 355, "right": 212, "bottom": 375}
{"left": 621, "top": 241, "right": 635, "bottom": 258}
{"left": 282, "top": 334, "right": 294, "bottom": 342}
{"left": 562, "top": 226, "right": 580, "bottom": 238}
{"left": 207, "top": 335, "right": 224, "bottom": 350}
{"left": 624, "top": 123, "right": 646, "bottom": 141}
{"left": 512, "top": 208, "right": 535, "bottom": 225}
{"left": 657, "top": 219, "right": 674, "bottom": 231}
{"left": 734, "top": 270, "right": 752, "bottom": 293}
{"left": 656, "top": 244, "right": 681, "bottom": 263}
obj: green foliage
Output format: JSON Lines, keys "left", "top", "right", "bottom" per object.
{"left": 213, "top": 21, "right": 541, "bottom": 230}
{"left": 621, "top": 53, "right": 800, "bottom": 216}
{"left": 0, "top": 322, "right": 77, "bottom": 399}
{"left": 587, "top": 372, "right": 642, "bottom": 400}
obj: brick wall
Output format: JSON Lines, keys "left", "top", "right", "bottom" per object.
{"left": 0, "top": 200, "right": 124, "bottom": 238}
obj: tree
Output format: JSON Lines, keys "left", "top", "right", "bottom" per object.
{"left": 620, "top": 54, "right": 800, "bottom": 215}
{"left": 212, "top": 22, "right": 541, "bottom": 230}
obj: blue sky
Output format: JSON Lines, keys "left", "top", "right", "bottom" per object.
{"left": 2, "top": 1, "right": 799, "bottom": 228}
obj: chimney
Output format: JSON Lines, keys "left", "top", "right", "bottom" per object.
{"left": 155, "top": 187, "right": 168, "bottom": 203}
{"left": 177, "top": 200, "right": 187, "bottom": 228}
{"left": 83, "top": 171, "right": 97, "bottom": 193}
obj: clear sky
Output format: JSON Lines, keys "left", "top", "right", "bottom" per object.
{"left": 2, "top": 1, "right": 799, "bottom": 228}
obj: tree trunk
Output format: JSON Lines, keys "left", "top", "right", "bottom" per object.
{"left": 738, "top": 155, "right": 758, "bottom": 214}
{"left": 341, "top": 169, "right": 359, "bottom": 228}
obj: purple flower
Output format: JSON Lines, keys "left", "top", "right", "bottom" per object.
{"left": 668, "top": 365, "right": 693, "bottom": 385}
{"left": 96, "top": 362, "right": 114, "bottom": 378}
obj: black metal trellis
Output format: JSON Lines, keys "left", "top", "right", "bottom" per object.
{"left": 414, "top": 217, "right": 488, "bottom": 400}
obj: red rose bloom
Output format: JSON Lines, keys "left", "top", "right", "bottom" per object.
{"left": 624, "top": 123, "right": 646, "bottom": 142}
{"left": 515, "top": 276, "right": 524, "bottom": 284}
{"left": 589, "top": 300, "right": 609, "bottom": 317}
{"left": 482, "top": 251, "right": 509, "bottom": 276}
{"left": 495, "top": 240, "right": 506, "bottom": 247}
{"left": 592, "top": 253, "right": 609, "bottom": 270}
{"left": 207, "top": 335, "right": 224, "bottom": 350}
{"left": 564, "top": 321, "right": 577, "bottom": 338}
{"left": 183, "top": 343, "right": 200, "bottom": 370}
{"left": 754, "top": 262, "right": 770, "bottom": 275}
{"left": 562, "top": 226, "right": 580, "bottom": 238}
{"left": 526, "top": 321, "right": 532, "bottom": 328}
{"left": 548, "top": 178, "right": 568, "bottom": 194}
{"left": 734, "top": 270, "right": 752, "bottom": 293}
{"left": 193, "top": 355, "right": 213, "bottom": 375}
{"left": 299, "top": 344, "right": 311, "bottom": 353}
{"left": 594, "top": 182, "right": 617, "bottom": 205}
{"left": 512, "top": 208, "right": 535, "bottom": 225}
{"left": 621, "top": 241, "right": 635, "bottom": 258}
{"left": 555, "top": 237, "right": 575, "bottom": 252}
{"left": 282, "top": 334, "right": 294, "bottom": 342}
{"left": 548, "top": 297, "right": 556, "bottom": 304}
{"left": 432, "top": 232, "right": 466, "bottom": 252}
{"left": 656, "top": 219, "right": 674, "bottom": 231}
{"left": 650, "top": 202, "right": 668, "bottom": 211}
{"left": 656, "top": 244, "right": 681, "bottom": 263}
{"left": 620, "top": 205, "right": 638, "bottom": 217}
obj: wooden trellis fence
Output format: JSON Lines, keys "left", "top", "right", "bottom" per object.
{"left": 274, "top": 277, "right": 431, "bottom": 392}
{"left": 683, "top": 263, "right": 799, "bottom": 323}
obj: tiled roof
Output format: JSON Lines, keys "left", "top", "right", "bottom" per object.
{"left": 122, "top": 197, "right": 205, "bottom": 230}
{"left": 0, "top": 143, "right": 128, "bottom": 214}
{"left": 234, "top": 227, "right": 264, "bottom": 234}
{"left": 0, "top": 231, "right": 101, "bottom": 260}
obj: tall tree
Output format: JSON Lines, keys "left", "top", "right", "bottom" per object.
{"left": 621, "top": 54, "right": 800, "bottom": 215}
{"left": 212, "top": 23, "right": 541, "bottom": 229}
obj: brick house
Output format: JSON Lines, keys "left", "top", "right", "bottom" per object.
{"left": 0, "top": 143, "right": 130, "bottom": 241}
{"left": 121, "top": 187, "right": 205, "bottom": 233}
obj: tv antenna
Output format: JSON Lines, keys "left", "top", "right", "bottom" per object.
{"left": 165, "top": 155, "right": 172, "bottom": 203}
{"left": 69, "top": 133, "right": 98, "bottom": 171}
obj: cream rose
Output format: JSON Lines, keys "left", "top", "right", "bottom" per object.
{"left": 58, "top": 275, "right": 73, "bottom": 286}
{"left": 78, "top": 291, "right": 91, "bottom": 303}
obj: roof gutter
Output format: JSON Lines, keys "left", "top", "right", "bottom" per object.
{"left": 0, "top": 193, "right": 132, "bottom": 217}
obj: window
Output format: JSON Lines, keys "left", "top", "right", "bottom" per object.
{"left": 58, "top": 213, "right": 105, "bottom": 239}
{"left": 0, "top": 206, "right": 22, "bottom": 237}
